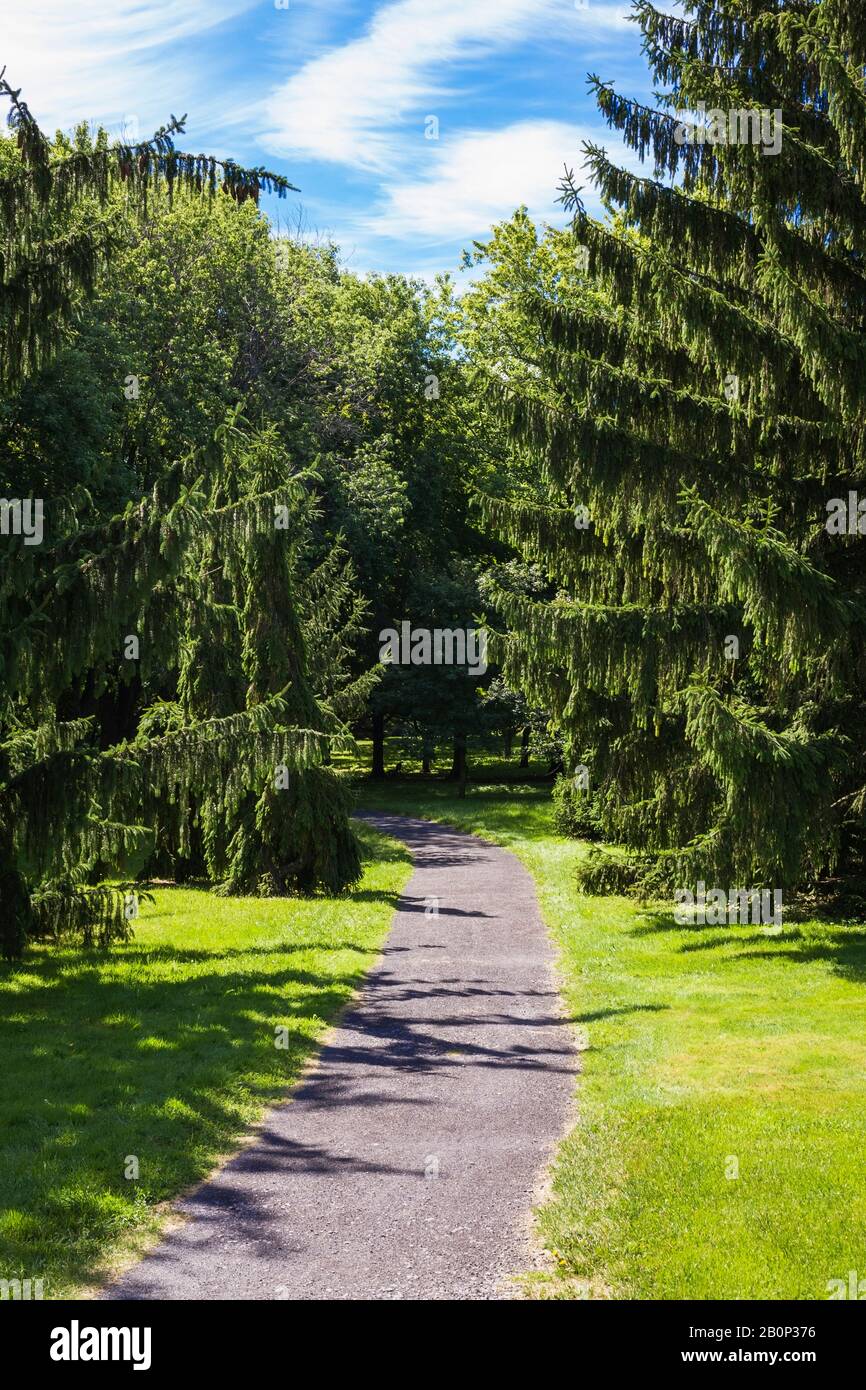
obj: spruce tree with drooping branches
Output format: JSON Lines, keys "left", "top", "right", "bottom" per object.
{"left": 0, "top": 79, "right": 363, "bottom": 957}
{"left": 469, "top": 0, "right": 866, "bottom": 902}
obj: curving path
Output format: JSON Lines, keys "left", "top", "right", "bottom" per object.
{"left": 105, "top": 814, "right": 577, "bottom": 1301}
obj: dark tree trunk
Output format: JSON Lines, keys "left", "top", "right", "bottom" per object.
{"left": 421, "top": 734, "right": 434, "bottom": 776}
{"left": 0, "top": 824, "right": 32, "bottom": 960}
{"left": 371, "top": 711, "right": 386, "bottom": 779}
{"left": 450, "top": 733, "right": 468, "bottom": 797}
{"left": 519, "top": 723, "right": 531, "bottom": 769}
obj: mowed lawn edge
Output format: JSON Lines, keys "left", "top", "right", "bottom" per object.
{"left": 356, "top": 779, "right": 866, "bottom": 1301}
{"left": 0, "top": 822, "right": 412, "bottom": 1299}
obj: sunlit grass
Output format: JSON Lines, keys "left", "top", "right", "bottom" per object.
{"left": 7, "top": 759, "right": 865, "bottom": 1302}
{"left": 0, "top": 822, "right": 412, "bottom": 1298}
{"left": 357, "top": 778, "right": 866, "bottom": 1300}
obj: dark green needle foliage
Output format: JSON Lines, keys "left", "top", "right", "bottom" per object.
{"left": 470, "top": 0, "right": 866, "bottom": 901}
{"left": 0, "top": 82, "right": 361, "bottom": 958}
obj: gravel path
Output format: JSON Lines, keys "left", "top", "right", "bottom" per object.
{"left": 105, "top": 814, "right": 577, "bottom": 1301}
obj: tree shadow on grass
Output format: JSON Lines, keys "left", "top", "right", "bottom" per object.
{"left": 573, "top": 1003, "right": 669, "bottom": 1024}
{"left": 731, "top": 934, "right": 866, "bottom": 984}
{"left": 0, "top": 936, "right": 579, "bottom": 1293}
{"left": 629, "top": 910, "right": 866, "bottom": 984}
{"left": 353, "top": 821, "right": 414, "bottom": 865}
{"left": 345, "top": 887, "right": 406, "bottom": 906}
{"left": 0, "top": 944, "right": 384, "bottom": 1292}
{"left": 142, "top": 883, "right": 406, "bottom": 910}
{"left": 26, "top": 940, "right": 383, "bottom": 969}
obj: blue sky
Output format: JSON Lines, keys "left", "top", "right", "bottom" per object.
{"left": 4, "top": 0, "right": 655, "bottom": 279}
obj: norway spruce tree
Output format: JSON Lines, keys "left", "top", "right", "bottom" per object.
{"left": 471, "top": 0, "right": 866, "bottom": 902}
{"left": 0, "top": 80, "right": 361, "bottom": 957}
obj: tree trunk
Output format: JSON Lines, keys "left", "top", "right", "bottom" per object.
{"left": 421, "top": 734, "right": 434, "bottom": 776}
{"left": 371, "top": 711, "right": 386, "bottom": 779}
{"left": 0, "top": 825, "right": 32, "bottom": 960}
{"left": 450, "top": 733, "right": 468, "bottom": 797}
{"left": 519, "top": 723, "right": 531, "bottom": 769}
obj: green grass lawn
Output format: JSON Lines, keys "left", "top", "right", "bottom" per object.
{"left": 6, "top": 761, "right": 865, "bottom": 1302}
{"left": 0, "top": 821, "right": 412, "bottom": 1299}
{"left": 357, "top": 776, "right": 866, "bottom": 1300}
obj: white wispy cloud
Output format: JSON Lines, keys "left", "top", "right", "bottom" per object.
{"left": 262, "top": 0, "right": 631, "bottom": 171}
{"left": 1, "top": 1, "right": 257, "bottom": 136}
{"left": 2, "top": 0, "right": 641, "bottom": 273}
{"left": 362, "top": 119, "right": 642, "bottom": 245}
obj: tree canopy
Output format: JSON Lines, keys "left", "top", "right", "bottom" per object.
{"left": 0, "top": 90, "right": 355, "bottom": 957}
{"left": 466, "top": 0, "right": 866, "bottom": 902}
{"left": 5, "top": 0, "right": 866, "bottom": 955}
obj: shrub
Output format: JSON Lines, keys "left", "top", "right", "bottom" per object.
{"left": 552, "top": 775, "right": 603, "bottom": 841}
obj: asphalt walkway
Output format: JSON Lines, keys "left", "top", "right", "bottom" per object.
{"left": 106, "top": 814, "right": 576, "bottom": 1301}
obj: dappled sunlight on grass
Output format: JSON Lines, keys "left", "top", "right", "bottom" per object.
{"left": 361, "top": 777, "right": 866, "bottom": 1300}
{"left": 0, "top": 822, "right": 411, "bottom": 1298}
